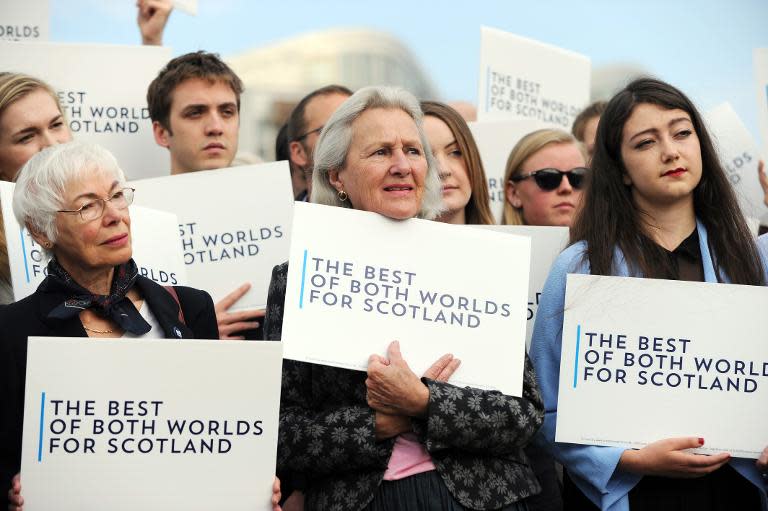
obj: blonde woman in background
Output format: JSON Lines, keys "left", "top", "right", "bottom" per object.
{"left": 502, "top": 129, "right": 587, "bottom": 227}
{"left": 0, "top": 72, "right": 74, "bottom": 304}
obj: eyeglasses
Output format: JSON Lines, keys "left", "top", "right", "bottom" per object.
{"left": 57, "top": 187, "right": 135, "bottom": 222}
{"left": 510, "top": 167, "right": 589, "bottom": 191}
{"left": 294, "top": 125, "right": 323, "bottom": 142}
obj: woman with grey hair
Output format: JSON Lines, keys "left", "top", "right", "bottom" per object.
{"left": 0, "top": 141, "right": 281, "bottom": 510}
{"left": 265, "top": 86, "right": 543, "bottom": 511}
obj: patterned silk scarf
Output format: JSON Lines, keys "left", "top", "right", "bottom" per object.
{"left": 41, "top": 258, "right": 151, "bottom": 335}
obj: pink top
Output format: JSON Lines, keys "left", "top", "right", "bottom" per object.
{"left": 382, "top": 432, "right": 436, "bottom": 481}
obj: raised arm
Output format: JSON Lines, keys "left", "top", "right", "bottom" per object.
{"left": 137, "top": 0, "right": 172, "bottom": 46}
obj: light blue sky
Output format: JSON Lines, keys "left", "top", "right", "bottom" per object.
{"left": 51, "top": 0, "right": 768, "bottom": 141}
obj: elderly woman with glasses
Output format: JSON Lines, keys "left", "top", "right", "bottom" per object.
{"left": 265, "top": 86, "right": 544, "bottom": 511}
{"left": 0, "top": 141, "right": 282, "bottom": 510}
{"left": 502, "top": 129, "right": 588, "bottom": 227}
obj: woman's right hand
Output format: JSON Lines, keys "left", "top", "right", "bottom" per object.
{"left": 618, "top": 437, "right": 730, "bottom": 478}
{"left": 7, "top": 473, "right": 22, "bottom": 511}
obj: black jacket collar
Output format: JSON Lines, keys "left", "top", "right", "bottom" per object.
{"left": 36, "top": 276, "right": 195, "bottom": 339}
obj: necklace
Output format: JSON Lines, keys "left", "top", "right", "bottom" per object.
{"left": 82, "top": 324, "right": 115, "bottom": 335}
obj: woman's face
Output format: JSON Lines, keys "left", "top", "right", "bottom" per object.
{"left": 330, "top": 107, "right": 427, "bottom": 220}
{"left": 505, "top": 142, "right": 586, "bottom": 226}
{"left": 43, "top": 170, "right": 132, "bottom": 279}
{"left": 0, "top": 89, "right": 72, "bottom": 181}
{"left": 620, "top": 103, "right": 702, "bottom": 211}
{"left": 423, "top": 115, "right": 471, "bottom": 217}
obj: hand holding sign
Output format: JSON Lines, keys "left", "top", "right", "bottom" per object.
{"left": 215, "top": 282, "right": 267, "bottom": 340}
{"left": 7, "top": 473, "right": 22, "bottom": 510}
{"left": 618, "top": 438, "right": 730, "bottom": 478}
{"left": 422, "top": 352, "right": 462, "bottom": 382}
{"left": 757, "top": 447, "right": 768, "bottom": 471}
{"left": 759, "top": 160, "right": 768, "bottom": 208}
{"left": 366, "top": 341, "right": 431, "bottom": 418}
{"left": 366, "top": 341, "right": 461, "bottom": 418}
{"left": 137, "top": 0, "right": 172, "bottom": 46}
{"left": 272, "top": 477, "right": 282, "bottom": 511}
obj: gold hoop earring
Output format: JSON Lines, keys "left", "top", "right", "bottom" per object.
{"left": 338, "top": 190, "right": 348, "bottom": 202}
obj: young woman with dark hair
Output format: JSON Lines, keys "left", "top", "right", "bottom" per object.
{"left": 530, "top": 77, "right": 767, "bottom": 511}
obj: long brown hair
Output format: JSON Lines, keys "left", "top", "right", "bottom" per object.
{"left": 421, "top": 101, "right": 495, "bottom": 225}
{"left": 571, "top": 77, "right": 765, "bottom": 285}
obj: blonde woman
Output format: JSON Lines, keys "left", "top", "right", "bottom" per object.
{"left": 0, "top": 72, "right": 73, "bottom": 304}
{"left": 502, "top": 129, "right": 587, "bottom": 227}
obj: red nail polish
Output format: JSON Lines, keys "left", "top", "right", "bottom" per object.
{"left": 698, "top": 437, "right": 705, "bottom": 445}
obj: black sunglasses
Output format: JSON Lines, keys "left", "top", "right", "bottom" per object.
{"left": 510, "top": 167, "right": 589, "bottom": 191}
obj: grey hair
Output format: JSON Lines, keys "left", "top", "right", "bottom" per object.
{"left": 311, "top": 86, "right": 444, "bottom": 219}
{"left": 13, "top": 140, "right": 126, "bottom": 244}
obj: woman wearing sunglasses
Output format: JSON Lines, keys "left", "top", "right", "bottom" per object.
{"left": 530, "top": 78, "right": 767, "bottom": 510}
{"left": 502, "top": 129, "right": 588, "bottom": 226}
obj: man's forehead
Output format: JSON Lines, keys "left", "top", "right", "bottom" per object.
{"left": 170, "top": 77, "right": 237, "bottom": 109}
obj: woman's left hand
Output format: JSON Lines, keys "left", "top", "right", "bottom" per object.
{"left": 272, "top": 476, "right": 282, "bottom": 511}
{"left": 366, "top": 341, "right": 458, "bottom": 417}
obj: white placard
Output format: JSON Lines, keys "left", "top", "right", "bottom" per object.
{"left": 173, "top": 0, "right": 198, "bottom": 15}
{"left": 705, "top": 102, "right": 767, "bottom": 221}
{"left": 469, "top": 119, "right": 543, "bottom": 222}
{"left": 480, "top": 225, "right": 569, "bottom": 350}
{"left": 747, "top": 216, "right": 761, "bottom": 236}
{"left": 21, "top": 337, "right": 282, "bottom": 510}
{"left": 477, "top": 26, "right": 591, "bottom": 129}
{"left": 556, "top": 274, "right": 768, "bottom": 458}
{"left": 130, "top": 162, "right": 294, "bottom": 310}
{"left": 0, "top": 182, "right": 187, "bottom": 301}
{"left": 0, "top": 0, "right": 48, "bottom": 41}
{"left": 755, "top": 48, "right": 768, "bottom": 154}
{"left": 281, "top": 202, "right": 531, "bottom": 396}
{"left": 0, "top": 42, "right": 172, "bottom": 180}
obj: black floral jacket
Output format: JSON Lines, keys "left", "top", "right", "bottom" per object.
{"left": 265, "top": 263, "right": 544, "bottom": 511}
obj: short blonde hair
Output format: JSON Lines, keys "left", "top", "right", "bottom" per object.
{"left": 502, "top": 129, "right": 585, "bottom": 225}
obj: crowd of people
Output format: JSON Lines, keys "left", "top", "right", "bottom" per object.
{"left": 1, "top": 1, "right": 768, "bottom": 510}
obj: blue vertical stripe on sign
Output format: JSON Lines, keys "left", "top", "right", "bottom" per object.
{"left": 37, "top": 391, "right": 46, "bottom": 462}
{"left": 20, "top": 229, "right": 30, "bottom": 283}
{"left": 486, "top": 66, "right": 491, "bottom": 112}
{"left": 299, "top": 249, "right": 308, "bottom": 309}
{"left": 573, "top": 325, "right": 581, "bottom": 389}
